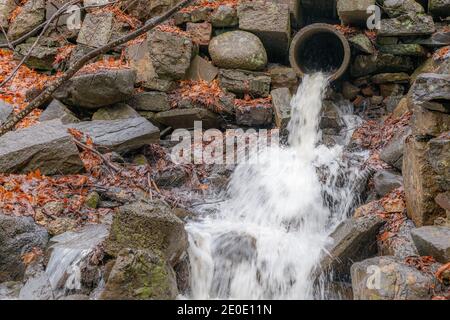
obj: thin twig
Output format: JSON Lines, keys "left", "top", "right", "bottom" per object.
{"left": 0, "top": 25, "right": 13, "bottom": 50}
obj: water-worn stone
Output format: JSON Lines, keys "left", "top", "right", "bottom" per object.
{"left": 271, "top": 87, "right": 291, "bottom": 130}
{"left": 105, "top": 200, "right": 188, "bottom": 266}
{"left": 379, "top": 14, "right": 435, "bottom": 37}
{"left": 429, "top": 0, "right": 450, "bottom": 17}
{"left": 403, "top": 137, "right": 445, "bottom": 226}
{"left": 267, "top": 63, "right": 298, "bottom": 93}
{"left": 374, "top": 170, "right": 403, "bottom": 197}
{"left": 211, "top": 4, "right": 238, "bottom": 27}
{"left": 77, "top": 12, "right": 113, "bottom": 48}
{"left": 320, "top": 101, "right": 346, "bottom": 134}
{"left": 349, "top": 33, "right": 375, "bottom": 54}
{"left": 236, "top": 103, "right": 273, "bottom": 127}
{"left": 427, "top": 132, "right": 450, "bottom": 191}
{"left": 379, "top": 44, "right": 427, "bottom": 56}
{"left": 148, "top": 29, "right": 193, "bottom": 80}
{"left": 411, "top": 226, "right": 450, "bottom": 263}
{"left": 127, "top": 91, "right": 171, "bottom": 112}
{"left": 320, "top": 214, "right": 385, "bottom": 281}
{"left": 0, "top": 120, "right": 84, "bottom": 175}
{"left": 155, "top": 108, "right": 220, "bottom": 129}
{"left": 218, "top": 69, "right": 271, "bottom": 97}
{"left": 19, "top": 263, "right": 54, "bottom": 300}
{"left": 53, "top": 69, "right": 136, "bottom": 109}
{"left": 410, "top": 73, "right": 450, "bottom": 113}
{"left": 237, "top": 1, "right": 290, "bottom": 60}
{"left": 68, "top": 117, "right": 160, "bottom": 154}
{"left": 0, "top": 214, "right": 48, "bottom": 282}
{"left": 209, "top": 31, "right": 268, "bottom": 71}
{"left": 92, "top": 103, "right": 140, "bottom": 121}
{"left": 0, "top": 100, "right": 13, "bottom": 126}
{"left": 337, "top": 0, "right": 375, "bottom": 26}
{"left": 351, "top": 54, "right": 414, "bottom": 78}
{"left": 185, "top": 55, "right": 219, "bottom": 83}
{"left": 39, "top": 100, "right": 80, "bottom": 124}
{"left": 0, "top": 0, "right": 16, "bottom": 29}
{"left": 351, "top": 256, "right": 438, "bottom": 300}
{"left": 7, "top": 0, "right": 45, "bottom": 40}
{"left": 380, "top": 125, "right": 411, "bottom": 170}
{"left": 100, "top": 248, "right": 178, "bottom": 300}
{"left": 14, "top": 37, "right": 59, "bottom": 71}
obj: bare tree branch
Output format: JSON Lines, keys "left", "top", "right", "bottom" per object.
{"left": 0, "top": 0, "right": 194, "bottom": 136}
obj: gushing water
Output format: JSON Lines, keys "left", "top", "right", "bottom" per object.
{"left": 186, "top": 73, "right": 365, "bottom": 299}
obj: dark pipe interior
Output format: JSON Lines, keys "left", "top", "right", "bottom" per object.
{"left": 293, "top": 32, "right": 345, "bottom": 75}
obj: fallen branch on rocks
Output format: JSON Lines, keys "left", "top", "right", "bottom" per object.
{"left": 0, "top": 0, "right": 195, "bottom": 136}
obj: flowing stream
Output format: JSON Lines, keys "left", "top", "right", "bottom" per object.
{"left": 186, "top": 73, "right": 366, "bottom": 299}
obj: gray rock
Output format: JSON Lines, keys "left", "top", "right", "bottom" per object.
{"left": 0, "top": 281, "right": 21, "bottom": 300}
{"left": 185, "top": 55, "right": 219, "bottom": 83}
{"left": 0, "top": 0, "right": 16, "bottom": 29}
{"left": 0, "top": 214, "right": 48, "bottom": 282}
{"left": 411, "top": 226, "right": 450, "bottom": 263}
{"left": 351, "top": 256, "right": 437, "bottom": 300}
{"left": 77, "top": 12, "right": 113, "bottom": 48}
{"left": 128, "top": 91, "right": 171, "bottom": 112}
{"left": 320, "top": 100, "right": 346, "bottom": 134}
{"left": 68, "top": 117, "right": 160, "bottom": 154}
{"left": 237, "top": 1, "right": 290, "bottom": 61}
{"left": 100, "top": 248, "right": 178, "bottom": 300}
{"left": 236, "top": 103, "right": 273, "bottom": 127}
{"left": 320, "top": 214, "right": 385, "bottom": 281}
{"left": 121, "top": 0, "right": 178, "bottom": 22}
{"left": 155, "top": 108, "right": 220, "bottom": 130}
{"left": 0, "top": 100, "right": 13, "bottom": 125}
{"left": 380, "top": 84, "right": 404, "bottom": 98}
{"left": 349, "top": 33, "right": 375, "bottom": 54}
{"left": 271, "top": 87, "right": 291, "bottom": 130}
{"left": 427, "top": 133, "right": 450, "bottom": 191}
{"left": 92, "top": 103, "right": 140, "bottom": 121}
{"left": 337, "top": 0, "right": 375, "bottom": 26}
{"left": 380, "top": 126, "right": 412, "bottom": 170}
{"left": 148, "top": 29, "right": 193, "bottom": 80}
{"left": 410, "top": 73, "right": 450, "bottom": 113}
{"left": 218, "top": 69, "right": 271, "bottom": 97}
{"left": 373, "top": 170, "right": 403, "bottom": 197}
{"left": 0, "top": 120, "right": 84, "bottom": 175}
{"left": 105, "top": 200, "right": 188, "bottom": 267}
{"left": 39, "top": 100, "right": 80, "bottom": 124}
{"left": 190, "top": 6, "right": 213, "bottom": 22}
{"left": 53, "top": 69, "right": 136, "bottom": 109}
{"left": 209, "top": 31, "right": 268, "bottom": 71}
{"left": 19, "top": 263, "right": 54, "bottom": 300}
{"left": 211, "top": 5, "right": 238, "bottom": 27}
{"left": 429, "top": 0, "right": 450, "bottom": 17}
{"left": 267, "top": 63, "right": 298, "bottom": 93}
{"left": 7, "top": 0, "right": 45, "bottom": 40}
{"left": 351, "top": 54, "right": 414, "bottom": 78}
{"left": 381, "top": 0, "right": 425, "bottom": 18}
{"left": 379, "top": 44, "right": 427, "bottom": 57}
{"left": 372, "top": 72, "right": 410, "bottom": 84}
{"left": 410, "top": 103, "right": 450, "bottom": 137}
{"left": 378, "top": 219, "right": 418, "bottom": 258}
{"left": 379, "top": 14, "right": 435, "bottom": 37}
{"left": 14, "top": 37, "right": 59, "bottom": 71}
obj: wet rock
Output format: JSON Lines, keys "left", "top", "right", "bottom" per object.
{"left": 380, "top": 125, "right": 411, "bottom": 170}
{"left": 0, "top": 214, "right": 48, "bottom": 282}
{"left": 271, "top": 87, "right": 291, "bottom": 130}
{"left": 54, "top": 69, "right": 136, "bottom": 109}
{"left": 211, "top": 5, "right": 238, "bottom": 27}
{"left": 320, "top": 214, "right": 385, "bottom": 281}
{"left": 68, "top": 117, "right": 160, "bottom": 154}
{"left": 351, "top": 256, "right": 437, "bottom": 300}
{"left": 429, "top": 0, "right": 450, "bottom": 17}
{"left": 148, "top": 29, "right": 193, "bottom": 80}
{"left": 128, "top": 91, "right": 171, "bottom": 112}
{"left": 0, "top": 281, "right": 21, "bottom": 300}
{"left": 381, "top": 0, "right": 425, "bottom": 17}
{"left": 351, "top": 54, "right": 414, "bottom": 78}
{"left": 0, "top": 100, "right": 13, "bottom": 126}
{"left": 320, "top": 101, "right": 346, "bottom": 134}
{"left": 14, "top": 37, "right": 59, "bottom": 71}
{"left": 379, "top": 14, "right": 435, "bottom": 37}
{"left": 7, "top": 0, "right": 45, "bottom": 40}
{"left": 337, "top": 0, "right": 375, "bottom": 26}
{"left": 153, "top": 167, "right": 188, "bottom": 188}
{"left": 185, "top": 55, "right": 219, "bottom": 83}
{"left": 92, "top": 103, "right": 140, "bottom": 121}
{"left": 218, "top": 69, "right": 271, "bottom": 97}
{"left": 0, "top": 120, "right": 84, "bottom": 175}
{"left": 100, "top": 248, "right": 178, "bottom": 300}
{"left": 77, "top": 12, "right": 113, "bottom": 48}
{"left": 411, "top": 226, "right": 450, "bottom": 263}
{"left": 372, "top": 73, "right": 410, "bottom": 84}
{"left": 155, "top": 108, "right": 220, "bottom": 130}
{"left": 236, "top": 103, "right": 273, "bottom": 127}
{"left": 209, "top": 31, "right": 267, "bottom": 71}
{"left": 427, "top": 133, "right": 450, "bottom": 191}
{"left": 0, "top": 0, "right": 16, "bottom": 29}
{"left": 349, "top": 33, "right": 375, "bottom": 55}
{"left": 186, "top": 22, "right": 212, "bottom": 46}
{"left": 342, "top": 82, "right": 360, "bottom": 100}
{"left": 403, "top": 138, "right": 445, "bottom": 226}
{"left": 59, "top": 294, "right": 89, "bottom": 300}
{"left": 374, "top": 170, "right": 403, "bottom": 197}
{"left": 39, "top": 100, "right": 80, "bottom": 124}
{"left": 410, "top": 73, "right": 450, "bottom": 113}
{"left": 267, "top": 63, "right": 298, "bottom": 93}
{"left": 379, "top": 44, "right": 427, "bottom": 56}
{"left": 19, "top": 262, "right": 54, "bottom": 300}
{"left": 237, "top": 1, "right": 290, "bottom": 60}
{"left": 213, "top": 232, "right": 257, "bottom": 264}
{"left": 105, "top": 200, "right": 188, "bottom": 266}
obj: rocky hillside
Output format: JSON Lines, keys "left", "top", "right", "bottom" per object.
{"left": 0, "top": 0, "right": 449, "bottom": 300}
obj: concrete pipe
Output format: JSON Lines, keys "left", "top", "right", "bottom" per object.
{"left": 289, "top": 23, "right": 351, "bottom": 81}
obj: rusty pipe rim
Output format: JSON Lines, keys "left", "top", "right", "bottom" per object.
{"left": 289, "top": 23, "right": 351, "bottom": 82}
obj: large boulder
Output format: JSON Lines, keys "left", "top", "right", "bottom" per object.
{"left": 351, "top": 256, "right": 438, "bottom": 300}
{"left": 379, "top": 14, "right": 436, "bottom": 36}
{"left": 39, "top": 100, "right": 80, "bottom": 124}
{"left": 379, "top": 125, "right": 411, "bottom": 170}
{"left": 411, "top": 226, "right": 450, "bottom": 263}
{"left": 410, "top": 73, "right": 450, "bottom": 113}
{"left": 209, "top": 31, "right": 268, "bottom": 71}
{"left": 100, "top": 248, "right": 178, "bottom": 300}
{"left": 0, "top": 214, "right": 48, "bottom": 282}
{"left": 0, "top": 100, "right": 13, "bottom": 126}
{"left": 148, "top": 29, "right": 193, "bottom": 80}
{"left": 237, "top": 1, "right": 290, "bottom": 61}
{"left": 218, "top": 69, "right": 271, "bottom": 97}
{"left": 410, "top": 103, "right": 450, "bottom": 137}
{"left": 320, "top": 214, "right": 385, "bottom": 281}
{"left": 53, "top": 69, "right": 136, "bottom": 109}
{"left": 337, "top": 0, "right": 375, "bottom": 26}
{"left": 105, "top": 200, "right": 188, "bottom": 267}
{"left": 7, "top": 0, "right": 45, "bottom": 40}
{"left": 0, "top": 0, "right": 16, "bottom": 29}
{"left": 68, "top": 117, "right": 160, "bottom": 154}
{"left": 0, "top": 120, "right": 84, "bottom": 175}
